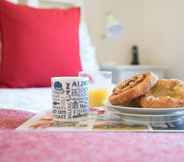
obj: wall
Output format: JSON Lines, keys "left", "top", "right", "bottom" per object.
{"left": 84, "top": 0, "right": 184, "bottom": 79}
{"left": 143, "top": 0, "right": 184, "bottom": 79}
{"left": 84, "top": 0, "right": 144, "bottom": 66}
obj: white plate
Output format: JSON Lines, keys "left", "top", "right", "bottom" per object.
{"left": 106, "top": 103, "right": 184, "bottom": 125}
{"left": 106, "top": 103, "right": 184, "bottom": 115}
{"left": 107, "top": 111, "right": 184, "bottom": 125}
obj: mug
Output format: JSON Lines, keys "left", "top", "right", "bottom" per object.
{"left": 51, "top": 77, "right": 89, "bottom": 122}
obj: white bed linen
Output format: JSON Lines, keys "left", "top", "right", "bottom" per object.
{"left": 0, "top": 88, "right": 52, "bottom": 113}
{"left": 0, "top": 85, "right": 115, "bottom": 113}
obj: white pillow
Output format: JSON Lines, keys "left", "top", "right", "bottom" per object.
{"left": 79, "top": 22, "right": 99, "bottom": 72}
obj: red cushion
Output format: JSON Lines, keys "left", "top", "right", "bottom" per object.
{"left": 0, "top": 0, "right": 81, "bottom": 88}
{"left": 0, "top": 12, "right": 1, "bottom": 63}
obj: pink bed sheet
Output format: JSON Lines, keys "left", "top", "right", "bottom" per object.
{"left": 0, "top": 109, "right": 184, "bottom": 162}
{"left": 0, "top": 109, "right": 35, "bottom": 128}
{"left": 1, "top": 131, "right": 184, "bottom": 162}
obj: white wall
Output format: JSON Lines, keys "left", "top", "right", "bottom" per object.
{"left": 84, "top": 0, "right": 144, "bottom": 65}
{"left": 84, "top": 0, "right": 184, "bottom": 79}
{"left": 143, "top": 0, "right": 184, "bottom": 79}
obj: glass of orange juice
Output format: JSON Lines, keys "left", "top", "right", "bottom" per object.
{"left": 79, "top": 71, "right": 112, "bottom": 108}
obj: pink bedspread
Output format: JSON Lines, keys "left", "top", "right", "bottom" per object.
{"left": 0, "top": 109, "right": 184, "bottom": 162}
{"left": 1, "top": 131, "right": 184, "bottom": 162}
{"left": 0, "top": 109, "right": 35, "bottom": 128}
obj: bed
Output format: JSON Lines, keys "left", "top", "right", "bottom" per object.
{"left": 0, "top": 0, "right": 98, "bottom": 113}
{"left": 1, "top": 2, "right": 184, "bottom": 162}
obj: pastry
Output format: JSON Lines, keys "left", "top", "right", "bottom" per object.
{"left": 109, "top": 72, "right": 158, "bottom": 105}
{"left": 140, "top": 79, "right": 184, "bottom": 108}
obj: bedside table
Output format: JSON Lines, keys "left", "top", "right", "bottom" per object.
{"left": 100, "top": 64, "right": 167, "bottom": 83}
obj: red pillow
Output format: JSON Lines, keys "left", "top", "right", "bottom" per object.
{"left": 0, "top": 0, "right": 81, "bottom": 88}
{"left": 0, "top": 11, "right": 1, "bottom": 63}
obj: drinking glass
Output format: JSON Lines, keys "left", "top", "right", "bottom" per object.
{"left": 79, "top": 71, "right": 112, "bottom": 108}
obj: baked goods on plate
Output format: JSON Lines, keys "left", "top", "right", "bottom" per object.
{"left": 108, "top": 73, "right": 184, "bottom": 124}
{"left": 109, "top": 73, "right": 184, "bottom": 109}
{"left": 140, "top": 79, "right": 184, "bottom": 108}
{"left": 109, "top": 72, "right": 158, "bottom": 106}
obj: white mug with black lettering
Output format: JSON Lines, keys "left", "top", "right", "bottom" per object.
{"left": 51, "top": 77, "right": 89, "bottom": 122}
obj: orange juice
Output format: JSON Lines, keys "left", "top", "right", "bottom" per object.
{"left": 89, "top": 88, "right": 109, "bottom": 107}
